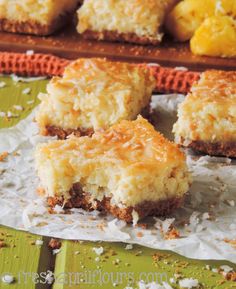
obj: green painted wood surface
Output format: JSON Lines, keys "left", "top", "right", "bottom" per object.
{"left": 53, "top": 241, "right": 236, "bottom": 289}
{"left": 0, "top": 76, "right": 47, "bottom": 129}
{"left": 0, "top": 75, "right": 236, "bottom": 289}
{"left": 0, "top": 226, "right": 52, "bottom": 289}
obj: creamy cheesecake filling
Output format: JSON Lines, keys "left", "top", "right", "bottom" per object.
{"left": 0, "top": 0, "right": 79, "bottom": 25}
{"left": 36, "top": 151, "right": 189, "bottom": 207}
{"left": 35, "top": 117, "right": 191, "bottom": 208}
{"left": 173, "top": 101, "right": 236, "bottom": 142}
{"left": 77, "top": 0, "right": 177, "bottom": 41}
{"left": 36, "top": 58, "right": 155, "bottom": 132}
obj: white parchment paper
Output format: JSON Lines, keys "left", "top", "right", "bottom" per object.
{"left": 0, "top": 94, "right": 236, "bottom": 263}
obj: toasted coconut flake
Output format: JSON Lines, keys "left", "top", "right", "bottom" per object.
{"left": 0, "top": 152, "right": 8, "bottom": 162}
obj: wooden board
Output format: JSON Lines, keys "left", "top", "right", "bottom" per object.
{"left": 0, "top": 23, "right": 235, "bottom": 71}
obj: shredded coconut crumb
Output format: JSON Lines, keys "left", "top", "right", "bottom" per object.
{"left": 92, "top": 246, "right": 104, "bottom": 255}
{"left": 0, "top": 152, "right": 8, "bottom": 162}
{"left": 11, "top": 74, "right": 46, "bottom": 83}
{"left": 169, "top": 278, "right": 175, "bottom": 284}
{"left": 48, "top": 238, "right": 61, "bottom": 249}
{"left": 220, "top": 265, "right": 233, "bottom": 273}
{"left": 35, "top": 239, "right": 44, "bottom": 246}
{"left": 0, "top": 81, "right": 6, "bottom": 88}
{"left": 132, "top": 210, "right": 139, "bottom": 226}
{"left": 53, "top": 205, "right": 64, "bottom": 213}
{"left": 6, "top": 111, "right": 19, "bottom": 118}
{"left": 224, "top": 238, "right": 236, "bottom": 248}
{"left": 164, "top": 227, "right": 180, "bottom": 240}
{"left": 162, "top": 218, "right": 175, "bottom": 234}
{"left": 174, "top": 274, "right": 181, "bottom": 279}
{"left": 26, "top": 50, "right": 34, "bottom": 56}
{"left": 125, "top": 244, "right": 133, "bottom": 250}
{"left": 227, "top": 200, "right": 235, "bottom": 207}
{"left": 7, "top": 111, "right": 12, "bottom": 118}
{"left": 202, "top": 212, "right": 210, "bottom": 220}
{"left": 22, "top": 88, "right": 31, "bottom": 95}
{"left": 178, "top": 278, "right": 199, "bottom": 288}
{"left": 13, "top": 105, "right": 23, "bottom": 111}
{"left": 2, "top": 274, "right": 14, "bottom": 284}
{"left": 52, "top": 249, "right": 61, "bottom": 255}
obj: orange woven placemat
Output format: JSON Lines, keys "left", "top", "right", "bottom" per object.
{"left": 0, "top": 52, "right": 200, "bottom": 94}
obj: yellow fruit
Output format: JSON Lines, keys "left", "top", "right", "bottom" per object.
{"left": 190, "top": 16, "right": 236, "bottom": 58}
{"left": 165, "top": 0, "right": 236, "bottom": 41}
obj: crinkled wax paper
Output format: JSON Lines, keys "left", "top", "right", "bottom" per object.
{"left": 0, "top": 94, "right": 235, "bottom": 263}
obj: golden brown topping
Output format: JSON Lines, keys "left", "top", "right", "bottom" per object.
{"left": 191, "top": 70, "right": 236, "bottom": 102}
{"left": 48, "top": 238, "right": 61, "bottom": 250}
{"left": 224, "top": 238, "right": 236, "bottom": 249}
{"left": 0, "top": 152, "right": 8, "bottom": 162}
{"left": 0, "top": 241, "right": 6, "bottom": 248}
{"left": 164, "top": 226, "right": 180, "bottom": 240}
{"left": 36, "top": 187, "right": 45, "bottom": 196}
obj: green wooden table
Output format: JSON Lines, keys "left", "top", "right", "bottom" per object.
{"left": 0, "top": 76, "right": 236, "bottom": 289}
